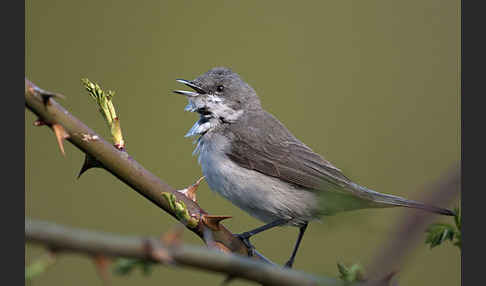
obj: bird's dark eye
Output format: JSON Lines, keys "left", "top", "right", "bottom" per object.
{"left": 216, "top": 85, "right": 224, "bottom": 92}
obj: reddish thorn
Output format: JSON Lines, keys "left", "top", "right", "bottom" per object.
{"left": 201, "top": 215, "right": 232, "bottom": 231}
{"left": 52, "top": 124, "right": 70, "bottom": 156}
{"left": 93, "top": 255, "right": 111, "bottom": 285}
{"left": 178, "top": 176, "right": 205, "bottom": 202}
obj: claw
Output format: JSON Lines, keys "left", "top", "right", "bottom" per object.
{"left": 234, "top": 233, "right": 256, "bottom": 257}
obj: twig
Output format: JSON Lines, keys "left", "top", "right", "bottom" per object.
{"left": 26, "top": 219, "right": 347, "bottom": 286}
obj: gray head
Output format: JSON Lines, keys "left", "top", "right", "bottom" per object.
{"left": 174, "top": 67, "right": 261, "bottom": 125}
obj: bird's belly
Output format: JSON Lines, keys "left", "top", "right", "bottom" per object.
{"left": 197, "top": 139, "right": 319, "bottom": 226}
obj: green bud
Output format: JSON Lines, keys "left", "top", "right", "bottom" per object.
{"left": 162, "top": 192, "right": 198, "bottom": 228}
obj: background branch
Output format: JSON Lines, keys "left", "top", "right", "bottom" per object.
{"left": 365, "top": 164, "right": 460, "bottom": 285}
{"left": 26, "top": 218, "right": 348, "bottom": 286}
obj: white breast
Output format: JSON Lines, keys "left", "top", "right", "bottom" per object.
{"left": 195, "top": 133, "right": 319, "bottom": 226}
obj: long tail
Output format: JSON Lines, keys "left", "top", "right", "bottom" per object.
{"left": 350, "top": 183, "right": 455, "bottom": 216}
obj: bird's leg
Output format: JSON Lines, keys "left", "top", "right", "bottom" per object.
{"left": 235, "top": 219, "right": 288, "bottom": 256}
{"left": 284, "top": 222, "right": 308, "bottom": 268}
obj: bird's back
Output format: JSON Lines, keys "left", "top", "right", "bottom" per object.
{"left": 220, "top": 110, "right": 455, "bottom": 216}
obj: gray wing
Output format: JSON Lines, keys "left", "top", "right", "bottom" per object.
{"left": 224, "top": 110, "right": 352, "bottom": 192}
{"left": 223, "top": 111, "right": 456, "bottom": 216}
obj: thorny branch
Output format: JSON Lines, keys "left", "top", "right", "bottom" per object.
{"left": 25, "top": 78, "right": 261, "bottom": 258}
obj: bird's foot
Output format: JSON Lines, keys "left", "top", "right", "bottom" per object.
{"left": 234, "top": 232, "right": 256, "bottom": 256}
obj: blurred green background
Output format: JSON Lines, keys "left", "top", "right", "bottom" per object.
{"left": 25, "top": 0, "right": 460, "bottom": 285}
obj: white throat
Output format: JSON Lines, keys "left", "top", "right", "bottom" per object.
{"left": 184, "top": 97, "right": 244, "bottom": 138}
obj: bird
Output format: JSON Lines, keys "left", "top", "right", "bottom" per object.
{"left": 173, "top": 67, "right": 454, "bottom": 268}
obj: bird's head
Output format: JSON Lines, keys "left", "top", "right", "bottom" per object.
{"left": 174, "top": 67, "right": 261, "bottom": 132}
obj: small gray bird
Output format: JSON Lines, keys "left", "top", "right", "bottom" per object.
{"left": 173, "top": 67, "right": 454, "bottom": 268}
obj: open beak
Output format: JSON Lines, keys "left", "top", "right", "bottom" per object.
{"left": 173, "top": 79, "right": 206, "bottom": 97}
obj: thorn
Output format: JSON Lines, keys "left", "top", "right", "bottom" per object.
{"left": 77, "top": 153, "right": 102, "bottom": 179}
{"left": 75, "top": 133, "right": 105, "bottom": 178}
{"left": 39, "top": 89, "right": 65, "bottom": 105}
{"left": 25, "top": 80, "right": 65, "bottom": 105}
{"left": 177, "top": 176, "right": 205, "bottom": 202}
{"left": 93, "top": 255, "right": 111, "bottom": 286}
{"left": 51, "top": 124, "right": 70, "bottom": 156}
{"left": 201, "top": 215, "right": 232, "bottom": 231}
{"left": 160, "top": 224, "right": 185, "bottom": 248}
{"left": 25, "top": 78, "right": 66, "bottom": 104}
